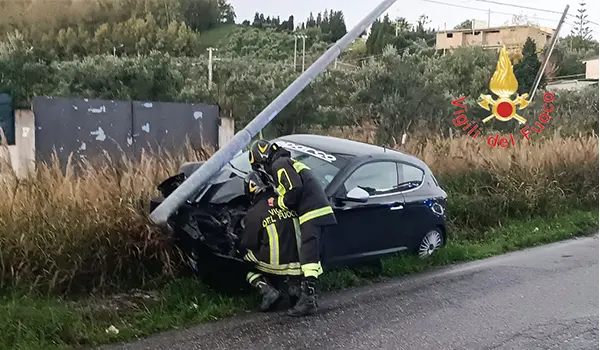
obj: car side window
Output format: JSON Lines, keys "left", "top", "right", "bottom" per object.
{"left": 343, "top": 162, "right": 399, "bottom": 196}
{"left": 396, "top": 163, "right": 425, "bottom": 191}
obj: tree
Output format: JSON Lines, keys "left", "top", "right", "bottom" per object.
{"left": 567, "top": 2, "right": 597, "bottom": 52}
{"left": 329, "top": 11, "right": 347, "bottom": 42}
{"left": 454, "top": 19, "right": 473, "bottom": 30}
{"left": 514, "top": 37, "right": 542, "bottom": 94}
{"left": 415, "top": 14, "right": 431, "bottom": 34}
{"left": 306, "top": 12, "right": 316, "bottom": 28}
{"left": 504, "top": 14, "right": 538, "bottom": 26}
{"left": 571, "top": 1, "right": 593, "bottom": 40}
{"left": 395, "top": 17, "right": 412, "bottom": 32}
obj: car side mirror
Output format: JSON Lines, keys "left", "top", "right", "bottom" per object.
{"left": 344, "top": 187, "right": 370, "bottom": 203}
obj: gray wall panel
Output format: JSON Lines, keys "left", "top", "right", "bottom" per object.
{"left": 132, "top": 101, "right": 219, "bottom": 156}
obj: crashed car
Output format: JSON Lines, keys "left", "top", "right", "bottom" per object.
{"left": 151, "top": 134, "right": 448, "bottom": 291}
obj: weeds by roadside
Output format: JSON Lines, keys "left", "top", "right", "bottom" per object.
{"left": 0, "top": 209, "right": 596, "bottom": 350}
{"left": 0, "top": 134, "right": 597, "bottom": 295}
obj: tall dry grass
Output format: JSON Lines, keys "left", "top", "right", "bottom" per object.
{"left": 0, "top": 134, "right": 597, "bottom": 295}
{"left": 0, "top": 143, "right": 213, "bottom": 295}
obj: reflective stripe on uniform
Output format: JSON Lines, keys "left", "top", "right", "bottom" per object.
{"left": 301, "top": 262, "right": 323, "bottom": 278}
{"left": 275, "top": 160, "right": 309, "bottom": 210}
{"left": 266, "top": 224, "right": 279, "bottom": 265}
{"left": 277, "top": 196, "right": 288, "bottom": 210}
{"left": 244, "top": 251, "right": 303, "bottom": 276}
{"left": 292, "top": 217, "right": 302, "bottom": 256}
{"left": 246, "top": 271, "right": 262, "bottom": 284}
{"left": 275, "top": 168, "right": 292, "bottom": 209}
{"left": 299, "top": 206, "right": 334, "bottom": 225}
{"left": 292, "top": 160, "right": 310, "bottom": 173}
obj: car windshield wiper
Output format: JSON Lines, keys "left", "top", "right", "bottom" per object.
{"left": 228, "top": 161, "right": 248, "bottom": 174}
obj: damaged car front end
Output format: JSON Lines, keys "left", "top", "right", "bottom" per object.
{"left": 150, "top": 158, "right": 255, "bottom": 292}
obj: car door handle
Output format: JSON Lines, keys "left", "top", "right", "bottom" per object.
{"left": 390, "top": 204, "right": 404, "bottom": 210}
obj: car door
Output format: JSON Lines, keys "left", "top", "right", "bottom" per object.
{"left": 324, "top": 161, "right": 407, "bottom": 265}
{"left": 394, "top": 162, "right": 430, "bottom": 249}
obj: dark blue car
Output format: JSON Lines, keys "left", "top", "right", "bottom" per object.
{"left": 151, "top": 135, "right": 448, "bottom": 288}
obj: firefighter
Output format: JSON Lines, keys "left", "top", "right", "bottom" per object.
{"left": 239, "top": 170, "right": 304, "bottom": 312}
{"left": 248, "top": 139, "right": 337, "bottom": 317}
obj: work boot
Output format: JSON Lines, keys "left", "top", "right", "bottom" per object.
{"left": 251, "top": 277, "right": 282, "bottom": 312}
{"left": 286, "top": 277, "right": 301, "bottom": 306}
{"left": 287, "top": 277, "right": 318, "bottom": 317}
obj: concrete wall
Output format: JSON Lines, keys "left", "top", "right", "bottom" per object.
{"left": 585, "top": 58, "right": 599, "bottom": 80}
{"left": 0, "top": 110, "right": 35, "bottom": 179}
{"left": 0, "top": 99, "right": 236, "bottom": 178}
{"left": 31, "top": 97, "right": 221, "bottom": 168}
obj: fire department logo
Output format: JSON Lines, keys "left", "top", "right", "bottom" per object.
{"left": 478, "top": 46, "right": 529, "bottom": 124}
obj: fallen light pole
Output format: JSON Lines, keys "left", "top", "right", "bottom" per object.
{"left": 149, "top": 0, "right": 399, "bottom": 227}
{"left": 527, "top": 4, "right": 569, "bottom": 103}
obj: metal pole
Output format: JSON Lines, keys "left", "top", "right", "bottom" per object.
{"left": 207, "top": 47, "right": 217, "bottom": 90}
{"left": 488, "top": 9, "right": 491, "bottom": 28}
{"left": 527, "top": 5, "right": 568, "bottom": 102}
{"left": 149, "top": 0, "right": 400, "bottom": 227}
{"left": 293, "top": 36, "right": 298, "bottom": 70}
{"left": 301, "top": 35, "right": 307, "bottom": 72}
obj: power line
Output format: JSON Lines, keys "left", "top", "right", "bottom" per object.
{"left": 473, "top": 0, "right": 599, "bottom": 26}
{"left": 421, "top": 0, "right": 576, "bottom": 27}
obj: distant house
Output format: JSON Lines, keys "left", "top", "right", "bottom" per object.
{"left": 585, "top": 56, "right": 598, "bottom": 80}
{"left": 435, "top": 25, "right": 554, "bottom": 52}
{"left": 546, "top": 56, "right": 599, "bottom": 91}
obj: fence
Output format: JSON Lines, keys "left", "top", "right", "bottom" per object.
{"left": 0, "top": 96, "right": 234, "bottom": 178}
{"left": 32, "top": 96, "right": 221, "bottom": 166}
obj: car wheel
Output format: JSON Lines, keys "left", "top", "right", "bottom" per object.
{"left": 418, "top": 229, "right": 444, "bottom": 258}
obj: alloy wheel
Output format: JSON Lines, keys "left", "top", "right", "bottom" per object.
{"left": 418, "top": 230, "right": 443, "bottom": 258}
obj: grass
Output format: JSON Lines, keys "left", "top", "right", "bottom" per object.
{"left": 0, "top": 134, "right": 597, "bottom": 295}
{"left": 0, "top": 132, "right": 597, "bottom": 348}
{"left": 0, "top": 208, "right": 596, "bottom": 350}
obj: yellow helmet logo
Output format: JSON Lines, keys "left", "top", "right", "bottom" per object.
{"left": 258, "top": 143, "right": 269, "bottom": 153}
{"left": 249, "top": 151, "right": 254, "bottom": 164}
{"left": 249, "top": 182, "right": 257, "bottom": 192}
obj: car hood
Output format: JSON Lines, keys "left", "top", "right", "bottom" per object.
{"left": 184, "top": 161, "right": 247, "bottom": 205}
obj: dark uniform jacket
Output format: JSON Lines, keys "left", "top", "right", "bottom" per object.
{"left": 268, "top": 149, "right": 337, "bottom": 227}
{"left": 240, "top": 192, "right": 303, "bottom": 276}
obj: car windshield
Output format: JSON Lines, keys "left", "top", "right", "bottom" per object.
{"left": 228, "top": 149, "right": 344, "bottom": 189}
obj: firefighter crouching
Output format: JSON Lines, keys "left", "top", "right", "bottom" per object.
{"left": 248, "top": 139, "right": 337, "bottom": 317}
{"left": 239, "top": 170, "right": 304, "bottom": 312}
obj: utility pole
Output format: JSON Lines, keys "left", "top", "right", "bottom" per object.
{"left": 488, "top": 9, "right": 491, "bottom": 28}
{"left": 296, "top": 34, "right": 307, "bottom": 72}
{"left": 293, "top": 35, "right": 298, "bottom": 70}
{"left": 149, "top": 0, "right": 401, "bottom": 227}
{"left": 207, "top": 47, "right": 218, "bottom": 90}
{"left": 113, "top": 44, "right": 123, "bottom": 56}
{"left": 528, "top": 5, "right": 569, "bottom": 102}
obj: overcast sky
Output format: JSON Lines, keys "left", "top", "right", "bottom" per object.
{"left": 228, "top": 0, "right": 599, "bottom": 40}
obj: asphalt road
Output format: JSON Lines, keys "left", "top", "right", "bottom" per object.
{"left": 104, "top": 235, "right": 599, "bottom": 350}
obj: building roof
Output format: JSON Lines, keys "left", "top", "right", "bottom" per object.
{"left": 436, "top": 24, "right": 554, "bottom": 35}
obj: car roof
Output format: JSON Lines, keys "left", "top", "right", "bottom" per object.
{"left": 274, "top": 134, "right": 429, "bottom": 169}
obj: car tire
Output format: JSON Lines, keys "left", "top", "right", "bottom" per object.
{"left": 418, "top": 228, "right": 444, "bottom": 259}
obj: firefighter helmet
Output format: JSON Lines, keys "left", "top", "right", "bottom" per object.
{"left": 248, "top": 139, "right": 280, "bottom": 171}
{"left": 244, "top": 170, "right": 270, "bottom": 203}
